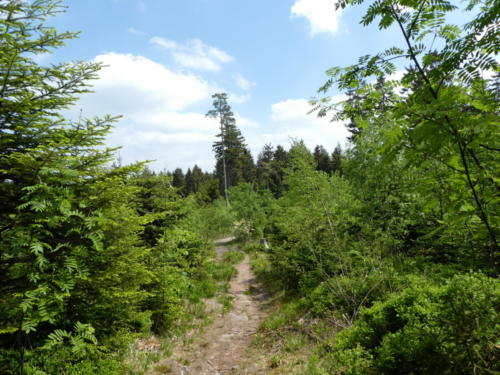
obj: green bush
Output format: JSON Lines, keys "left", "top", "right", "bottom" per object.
{"left": 183, "top": 199, "right": 234, "bottom": 241}
{"left": 305, "top": 252, "right": 403, "bottom": 321}
{"left": 211, "top": 261, "right": 237, "bottom": 283}
{"left": 223, "top": 250, "right": 245, "bottom": 264}
{"left": 228, "top": 183, "right": 272, "bottom": 242}
{"left": 326, "top": 273, "right": 499, "bottom": 374}
{"left": 24, "top": 355, "right": 125, "bottom": 375}
{"left": 144, "top": 228, "right": 212, "bottom": 333}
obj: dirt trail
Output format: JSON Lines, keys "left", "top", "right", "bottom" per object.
{"left": 150, "top": 238, "right": 268, "bottom": 375}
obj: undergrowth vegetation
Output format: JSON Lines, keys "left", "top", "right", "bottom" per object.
{"left": 234, "top": 0, "right": 499, "bottom": 371}
{"left": 241, "top": 136, "right": 498, "bottom": 373}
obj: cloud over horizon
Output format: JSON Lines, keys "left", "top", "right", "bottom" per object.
{"left": 291, "top": 0, "right": 343, "bottom": 36}
{"left": 68, "top": 52, "right": 221, "bottom": 170}
{"left": 68, "top": 51, "right": 347, "bottom": 172}
{"left": 245, "top": 97, "right": 350, "bottom": 161}
{"left": 234, "top": 74, "right": 255, "bottom": 91}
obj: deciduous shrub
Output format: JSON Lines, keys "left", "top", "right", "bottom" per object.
{"left": 323, "top": 273, "right": 499, "bottom": 374}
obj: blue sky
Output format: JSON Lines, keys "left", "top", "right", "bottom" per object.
{"left": 46, "top": 0, "right": 407, "bottom": 171}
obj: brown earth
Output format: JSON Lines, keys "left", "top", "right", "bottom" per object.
{"left": 148, "top": 238, "right": 269, "bottom": 375}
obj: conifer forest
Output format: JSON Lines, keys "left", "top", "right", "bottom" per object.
{"left": 0, "top": 0, "right": 498, "bottom": 374}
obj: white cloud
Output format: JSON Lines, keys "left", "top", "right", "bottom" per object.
{"left": 150, "top": 36, "right": 234, "bottom": 71}
{"left": 291, "top": 0, "right": 343, "bottom": 36}
{"left": 88, "top": 52, "right": 212, "bottom": 114}
{"left": 387, "top": 70, "right": 406, "bottom": 81}
{"left": 68, "top": 53, "right": 349, "bottom": 172}
{"left": 385, "top": 70, "right": 407, "bottom": 95}
{"left": 235, "top": 114, "right": 260, "bottom": 129}
{"left": 68, "top": 52, "right": 222, "bottom": 171}
{"left": 141, "top": 112, "right": 218, "bottom": 131}
{"left": 135, "top": 131, "right": 214, "bottom": 144}
{"left": 270, "top": 99, "right": 315, "bottom": 121}
{"left": 151, "top": 37, "right": 178, "bottom": 49}
{"left": 128, "top": 27, "right": 146, "bottom": 36}
{"left": 30, "top": 52, "right": 52, "bottom": 64}
{"left": 229, "top": 92, "right": 251, "bottom": 104}
{"left": 234, "top": 74, "right": 255, "bottom": 91}
{"left": 247, "top": 97, "right": 349, "bottom": 155}
{"left": 479, "top": 68, "right": 496, "bottom": 80}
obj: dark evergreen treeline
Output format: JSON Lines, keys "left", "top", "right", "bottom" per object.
{"left": 161, "top": 92, "right": 347, "bottom": 204}
{"left": 164, "top": 142, "right": 344, "bottom": 200}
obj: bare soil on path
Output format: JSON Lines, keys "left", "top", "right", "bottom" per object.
{"left": 149, "top": 238, "right": 268, "bottom": 375}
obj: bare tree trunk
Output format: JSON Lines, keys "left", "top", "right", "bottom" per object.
{"left": 220, "top": 121, "right": 230, "bottom": 207}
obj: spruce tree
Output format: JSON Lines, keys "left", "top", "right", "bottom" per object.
{"left": 171, "top": 168, "right": 185, "bottom": 191}
{"left": 0, "top": 1, "right": 150, "bottom": 371}
{"left": 184, "top": 168, "right": 192, "bottom": 195}
{"left": 256, "top": 143, "right": 275, "bottom": 191}
{"left": 206, "top": 93, "right": 254, "bottom": 204}
{"left": 313, "top": 145, "right": 331, "bottom": 174}
{"left": 331, "top": 144, "right": 344, "bottom": 176}
{"left": 189, "top": 165, "right": 205, "bottom": 194}
{"left": 271, "top": 145, "right": 288, "bottom": 197}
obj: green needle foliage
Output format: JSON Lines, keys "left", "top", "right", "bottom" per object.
{"left": 207, "top": 93, "right": 256, "bottom": 202}
{"left": 0, "top": 2, "right": 232, "bottom": 374}
{"left": 1, "top": 0, "right": 116, "bottom": 363}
